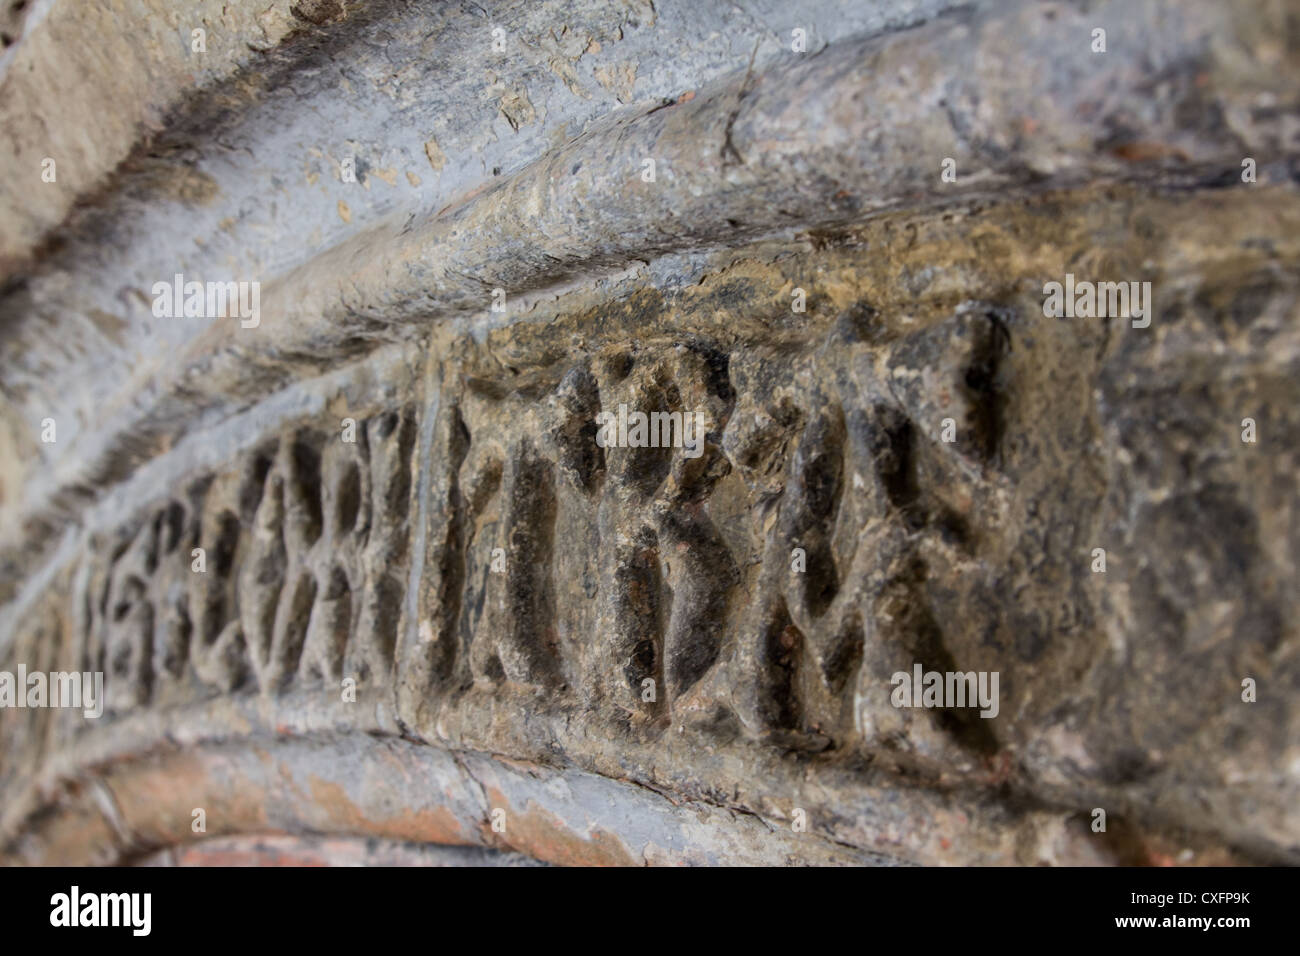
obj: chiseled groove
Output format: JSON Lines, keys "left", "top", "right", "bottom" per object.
{"left": 0, "top": 690, "right": 1053, "bottom": 867}
{"left": 0, "top": 686, "right": 1277, "bottom": 866}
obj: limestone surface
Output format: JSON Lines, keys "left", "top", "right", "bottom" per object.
{"left": 0, "top": 0, "right": 1297, "bottom": 866}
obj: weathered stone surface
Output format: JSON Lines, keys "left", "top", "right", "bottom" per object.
{"left": 0, "top": 0, "right": 1297, "bottom": 865}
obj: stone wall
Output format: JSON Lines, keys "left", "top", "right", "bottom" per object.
{"left": 0, "top": 0, "right": 1297, "bottom": 865}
